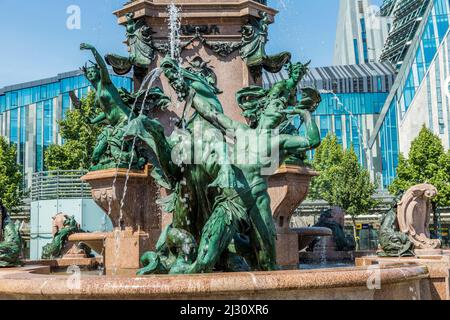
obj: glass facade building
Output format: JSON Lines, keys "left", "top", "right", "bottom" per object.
{"left": 334, "top": 0, "right": 393, "bottom": 66}
{"left": 371, "top": 0, "right": 450, "bottom": 188}
{"left": 264, "top": 62, "right": 396, "bottom": 177}
{"left": 0, "top": 70, "right": 133, "bottom": 187}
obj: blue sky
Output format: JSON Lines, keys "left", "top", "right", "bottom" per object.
{"left": 0, "top": 0, "right": 383, "bottom": 88}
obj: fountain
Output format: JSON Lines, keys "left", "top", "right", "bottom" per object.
{"left": 358, "top": 184, "right": 450, "bottom": 300}
{"left": 299, "top": 206, "right": 356, "bottom": 265}
{"left": 0, "top": 0, "right": 443, "bottom": 300}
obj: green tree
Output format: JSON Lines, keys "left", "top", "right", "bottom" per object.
{"left": 309, "top": 134, "right": 344, "bottom": 200}
{"left": 44, "top": 91, "right": 103, "bottom": 171}
{"left": 0, "top": 137, "right": 25, "bottom": 212}
{"left": 310, "top": 133, "right": 378, "bottom": 248}
{"left": 328, "top": 148, "right": 378, "bottom": 239}
{"left": 389, "top": 126, "right": 450, "bottom": 210}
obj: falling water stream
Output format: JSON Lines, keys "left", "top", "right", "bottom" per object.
{"left": 318, "top": 237, "right": 328, "bottom": 266}
{"left": 108, "top": 69, "right": 162, "bottom": 275}
{"left": 168, "top": 2, "right": 182, "bottom": 62}
{"left": 118, "top": 68, "right": 163, "bottom": 225}
{"left": 107, "top": 1, "right": 183, "bottom": 275}
{"left": 107, "top": 68, "right": 163, "bottom": 223}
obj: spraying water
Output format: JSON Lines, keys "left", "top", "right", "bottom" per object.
{"left": 105, "top": 71, "right": 152, "bottom": 222}
{"left": 168, "top": 2, "right": 182, "bottom": 61}
{"left": 167, "top": 1, "right": 185, "bottom": 121}
{"left": 108, "top": 1, "right": 182, "bottom": 273}
{"left": 118, "top": 68, "right": 163, "bottom": 225}
{"left": 106, "top": 68, "right": 163, "bottom": 226}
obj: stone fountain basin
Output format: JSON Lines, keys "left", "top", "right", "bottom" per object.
{"left": 67, "top": 232, "right": 109, "bottom": 254}
{"left": 292, "top": 227, "right": 332, "bottom": 251}
{"left": 0, "top": 264, "right": 431, "bottom": 300}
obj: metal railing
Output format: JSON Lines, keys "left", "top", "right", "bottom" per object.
{"left": 31, "top": 170, "right": 91, "bottom": 201}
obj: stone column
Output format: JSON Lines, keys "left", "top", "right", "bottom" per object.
{"left": 113, "top": 0, "right": 278, "bottom": 135}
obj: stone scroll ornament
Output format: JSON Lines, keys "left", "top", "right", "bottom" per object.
{"left": 0, "top": 201, "right": 22, "bottom": 267}
{"left": 105, "top": 12, "right": 156, "bottom": 78}
{"left": 397, "top": 184, "right": 442, "bottom": 250}
{"left": 123, "top": 56, "right": 321, "bottom": 275}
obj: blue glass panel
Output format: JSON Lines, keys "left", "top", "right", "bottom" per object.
{"left": 422, "top": 15, "right": 438, "bottom": 68}
{"left": 353, "top": 39, "right": 360, "bottom": 65}
{"left": 44, "top": 100, "right": 53, "bottom": 146}
{"left": 36, "top": 102, "right": 43, "bottom": 172}
{"left": 415, "top": 45, "right": 426, "bottom": 84}
{"left": 335, "top": 116, "right": 343, "bottom": 144}
{"left": 19, "top": 106, "right": 26, "bottom": 166}
{"left": 9, "top": 108, "right": 18, "bottom": 144}
{"left": 360, "top": 18, "right": 369, "bottom": 63}
{"left": 402, "top": 70, "right": 416, "bottom": 114}
{"left": 0, "top": 95, "right": 5, "bottom": 113}
{"left": 434, "top": 0, "right": 449, "bottom": 41}
{"left": 319, "top": 116, "right": 330, "bottom": 138}
{"left": 62, "top": 93, "right": 71, "bottom": 119}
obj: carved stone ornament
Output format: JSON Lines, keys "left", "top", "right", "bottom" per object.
{"left": 397, "top": 184, "right": 442, "bottom": 250}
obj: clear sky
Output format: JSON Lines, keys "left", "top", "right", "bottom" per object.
{"left": 0, "top": 0, "right": 383, "bottom": 88}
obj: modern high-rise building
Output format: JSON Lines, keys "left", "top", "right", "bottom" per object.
{"left": 264, "top": 61, "right": 396, "bottom": 184}
{"left": 0, "top": 71, "right": 133, "bottom": 187}
{"left": 370, "top": 0, "right": 450, "bottom": 187}
{"left": 379, "top": 0, "right": 431, "bottom": 70}
{"left": 334, "top": 0, "right": 393, "bottom": 66}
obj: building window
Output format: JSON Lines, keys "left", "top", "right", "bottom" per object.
{"left": 353, "top": 39, "right": 360, "bottom": 65}
{"left": 62, "top": 93, "right": 71, "bottom": 120}
{"left": 44, "top": 99, "right": 53, "bottom": 146}
{"left": 19, "top": 106, "right": 26, "bottom": 167}
{"left": 422, "top": 15, "right": 438, "bottom": 68}
{"left": 335, "top": 116, "right": 343, "bottom": 145}
{"left": 9, "top": 108, "right": 18, "bottom": 145}
{"left": 36, "top": 102, "right": 43, "bottom": 172}
{"left": 360, "top": 18, "right": 369, "bottom": 64}
{"left": 320, "top": 116, "right": 330, "bottom": 139}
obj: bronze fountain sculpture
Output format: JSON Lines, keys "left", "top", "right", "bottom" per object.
{"left": 78, "top": 4, "right": 322, "bottom": 274}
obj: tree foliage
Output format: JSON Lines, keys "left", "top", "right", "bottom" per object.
{"left": 310, "top": 133, "right": 378, "bottom": 221}
{"left": 44, "top": 91, "right": 103, "bottom": 171}
{"left": 0, "top": 137, "right": 25, "bottom": 211}
{"left": 309, "top": 134, "right": 344, "bottom": 200}
{"left": 389, "top": 126, "right": 450, "bottom": 208}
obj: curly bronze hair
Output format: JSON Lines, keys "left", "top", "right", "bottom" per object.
{"left": 80, "top": 60, "right": 100, "bottom": 76}
{"left": 285, "top": 61, "right": 310, "bottom": 80}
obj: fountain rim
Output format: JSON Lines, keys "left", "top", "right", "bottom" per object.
{"left": 80, "top": 164, "right": 154, "bottom": 182}
{"left": 0, "top": 263, "right": 429, "bottom": 300}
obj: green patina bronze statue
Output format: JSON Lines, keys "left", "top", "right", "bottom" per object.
{"left": 0, "top": 201, "right": 22, "bottom": 267}
{"left": 80, "top": 43, "right": 169, "bottom": 171}
{"left": 124, "top": 56, "right": 321, "bottom": 275}
{"left": 240, "top": 11, "right": 292, "bottom": 79}
{"left": 308, "top": 208, "right": 356, "bottom": 252}
{"left": 105, "top": 12, "right": 156, "bottom": 79}
{"left": 41, "top": 215, "right": 82, "bottom": 260}
{"left": 81, "top": 2, "right": 321, "bottom": 275}
{"left": 378, "top": 195, "right": 414, "bottom": 257}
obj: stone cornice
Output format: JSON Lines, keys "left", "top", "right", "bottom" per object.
{"left": 113, "top": 0, "right": 278, "bottom": 24}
